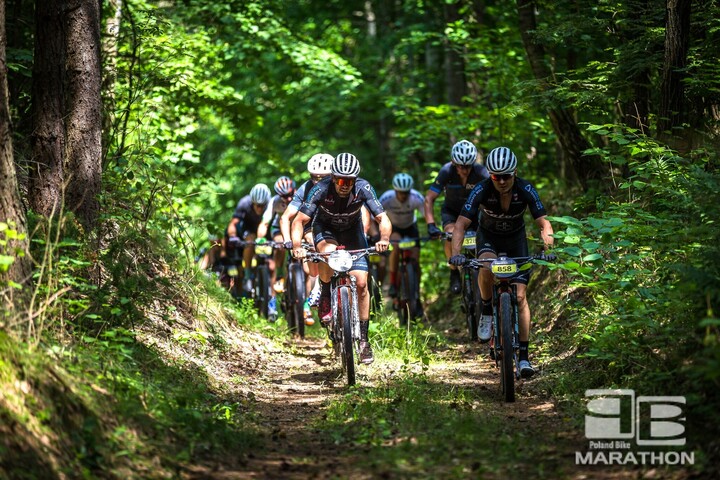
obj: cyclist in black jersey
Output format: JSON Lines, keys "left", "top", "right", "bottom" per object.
{"left": 424, "top": 139, "right": 489, "bottom": 294}
{"left": 280, "top": 153, "right": 334, "bottom": 322}
{"left": 449, "top": 147, "right": 554, "bottom": 378}
{"left": 291, "top": 153, "right": 391, "bottom": 364}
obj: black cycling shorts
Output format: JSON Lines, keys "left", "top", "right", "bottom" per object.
{"left": 312, "top": 219, "right": 369, "bottom": 272}
{"left": 476, "top": 228, "right": 531, "bottom": 285}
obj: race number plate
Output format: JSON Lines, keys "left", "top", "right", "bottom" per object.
{"left": 255, "top": 244, "right": 273, "bottom": 256}
{"left": 398, "top": 239, "right": 415, "bottom": 249}
{"left": 462, "top": 236, "right": 476, "bottom": 247}
{"left": 369, "top": 254, "right": 381, "bottom": 264}
{"left": 491, "top": 263, "right": 517, "bottom": 275}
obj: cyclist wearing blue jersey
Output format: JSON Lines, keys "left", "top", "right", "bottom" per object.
{"left": 424, "top": 139, "right": 489, "bottom": 294}
{"left": 379, "top": 173, "right": 425, "bottom": 305}
{"left": 291, "top": 153, "right": 391, "bottom": 364}
{"left": 449, "top": 147, "right": 554, "bottom": 378}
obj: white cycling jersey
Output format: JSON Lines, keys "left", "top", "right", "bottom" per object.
{"left": 378, "top": 189, "right": 425, "bottom": 229}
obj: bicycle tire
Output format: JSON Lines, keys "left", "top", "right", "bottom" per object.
{"left": 465, "top": 269, "right": 479, "bottom": 341}
{"left": 339, "top": 286, "right": 356, "bottom": 386}
{"left": 398, "top": 260, "right": 419, "bottom": 327}
{"left": 255, "top": 265, "right": 270, "bottom": 318}
{"left": 499, "top": 291, "right": 515, "bottom": 403}
{"left": 368, "top": 263, "right": 382, "bottom": 318}
{"left": 290, "top": 263, "right": 306, "bottom": 338}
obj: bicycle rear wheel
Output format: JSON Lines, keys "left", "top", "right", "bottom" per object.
{"left": 290, "top": 263, "right": 306, "bottom": 338}
{"left": 338, "top": 286, "right": 355, "bottom": 386}
{"left": 398, "top": 260, "right": 419, "bottom": 327}
{"left": 464, "top": 269, "right": 479, "bottom": 341}
{"left": 368, "top": 263, "right": 382, "bottom": 318}
{"left": 499, "top": 292, "right": 515, "bottom": 402}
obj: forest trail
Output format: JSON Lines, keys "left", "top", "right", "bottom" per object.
{"left": 177, "top": 319, "right": 689, "bottom": 480}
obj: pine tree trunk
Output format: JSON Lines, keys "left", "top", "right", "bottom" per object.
{"left": 64, "top": 0, "right": 102, "bottom": 231}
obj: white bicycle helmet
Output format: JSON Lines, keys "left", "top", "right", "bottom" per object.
{"left": 274, "top": 176, "right": 296, "bottom": 196}
{"left": 332, "top": 153, "right": 361, "bottom": 177}
{"left": 451, "top": 139, "right": 478, "bottom": 165}
{"left": 307, "top": 153, "right": 333, "bottom": 175}
{"left": 392, "top": 173, "right": 414, "bottom": 192}
{"left": 485, "top": 147, "right": 518, "bottom": 174}
{"left": 249, "top": 183, "right": 271, "bottom": 205}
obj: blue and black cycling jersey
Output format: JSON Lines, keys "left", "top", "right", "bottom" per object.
{"left": 429, "top": 162, "right": 489, "bottom": 215}
{"left": 459, "top": 177, "right": 547, "bottom": 235}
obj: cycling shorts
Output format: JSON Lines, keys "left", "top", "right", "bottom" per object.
{"left": 476, "top": 228, "right": 531, "bottom": 285}
{"left": 312, "top": 219, "right": 369, "bottom": 272}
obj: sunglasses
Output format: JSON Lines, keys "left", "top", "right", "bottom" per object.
{"left": 491, "top": 173, "right": 514, "bottom": 182}
{"left": 333, "top": 177, "right": 355, "bottom": 187}
{"left": 311, "top": 174, "right": 325, "bottom": 182}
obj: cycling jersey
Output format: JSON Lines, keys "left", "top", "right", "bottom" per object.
{"left": 378, "top": 189, "right": 425, "bottom": 229}
{"left": 289, "top": 179, "right": 314, "bottom": 210}
{"left": 262, "top": 194, "right": 291, "bottom": 229}
{"left": 300, "top": 176, "right": 385, "bottom": 231}
{"left": 429, "top": 162, "right": 489, "bottom": 215}
{"left": 459, "top": 177, "right": 547, "bottom": 235}
{"left": 232, "top": 195, "right": 263, "bottom": 230}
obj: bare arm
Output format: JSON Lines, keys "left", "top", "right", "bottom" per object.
{"left": 451, "top": 215, "right": 471, "bottom": 256}
{"left": 374, "top": 212, "right": 392, "bottom": 252}
{"left": 280, "top": 205, "right": 298, "bottom": 244}
{"left": 424, "top": 189, "right": 439, "bottom": 225}
{"left": 291, "top": 211, "right": 312, "bottom": 257}
{"left": 535, "top": 215, "right": 554, "bottom": 249}
{"left": 227, "top": 217, "right": 240, "bottom": 237}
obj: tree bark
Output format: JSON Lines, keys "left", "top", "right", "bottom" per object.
{"left": 658, "top": 0, "right": 691, "bottom": 136}
{"left": 444, "top": 1, "right": 467, "bottom": 106}
{"left": 28, "top": 0, "right": 65, "bottom": 218}
{"left": 64, "top": 0, "right": 102, "bottom": 231}
{"left": 0, "top": 0, "right": 32, "bottom": 292}
{"left": 516, "top": 0, "right": 603, "bottom": 191}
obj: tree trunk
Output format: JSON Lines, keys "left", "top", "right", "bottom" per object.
{"left": 444, "top": 1, "right": 467, "bottom": 106}
{"left": 28, "top": 0, "right": 65, "bottom": 218}
{"left": 64, "top": 0, "right": 102, "bottom": 231}
{"left": 0, "top": 0, "right": 32, "bottom": 293}
{"left": 657, "top": 0, "right": 691, "bottom": 136}
{"left": 101, "top": 0, "right": 123, "bottom": 164}
{"left": 516, "top": 0, "right": 603, "bottom": 191}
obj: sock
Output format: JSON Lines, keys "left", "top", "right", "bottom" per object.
{"left": 519, "top": 341, "right": 529, "bottom": 361}
{"left": 360, "top": 320, "right": 370, "bottom": 341}
{"left": 482, "top": 299, "right": 493, "bottom": 316}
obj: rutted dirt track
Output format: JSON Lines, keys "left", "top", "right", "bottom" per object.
{"left": 177, "top": 319, "right": 694, "bottom": 480}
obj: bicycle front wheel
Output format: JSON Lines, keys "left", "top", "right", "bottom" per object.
{"left": 288, "top": 263, "right": 306, "bottom": 337}
{"left": 499, "top": 291, "right": 515, "bottom": 403}
{"left": 465, "top": 269, "right": 479, "bottom": 341}
{"left": 255, "top": 265, "right": 270, "bottom": 318}
{"left": 338, "top": 286, "right": 356, "bottom": 386}
{"left": 398, "top": 260, "right": 419, "bottom": 327}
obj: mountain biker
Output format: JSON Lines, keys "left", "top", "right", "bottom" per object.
{"left": 379, "top": 173, "right": 425, "bottom": 311}
{"left": 280, "top": 153, "right": 334, "bottom": 324}
{"left": 290, "top": 153, "right": 392, "bottom": 364}
{"left": 223, "top": 183, "right": 272, "bottom": 298}
{"left": 258, "top": 176, "right": 296, "bottom": 320}
{"left": 424, "top": 139, "right": 489, "bottom": 294}
{"left": 448, "top": 146, "right": 554, "bottom": 378}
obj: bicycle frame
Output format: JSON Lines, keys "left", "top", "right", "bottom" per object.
{"left": 305, "top": 247, "right": 377, "bottom": 386}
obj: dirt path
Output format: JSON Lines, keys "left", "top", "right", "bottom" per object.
{"left": 179, "top": 321, "right": 692, "bottom": 480}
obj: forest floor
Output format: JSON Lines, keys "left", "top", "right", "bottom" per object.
{"left": 174, "top": 312, "right": 696, "bottom": 480}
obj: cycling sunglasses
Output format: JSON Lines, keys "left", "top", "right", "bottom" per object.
{"left": 490, "top": 173, "right": 514, "bottom": 182}
{"left": 311, "top": 174, "right": 325, "bottom": 182}
{"left": 333, "top": 177, "right": 355, "bottom": 187}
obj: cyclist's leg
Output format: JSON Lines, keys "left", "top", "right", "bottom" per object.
{"left": 388, "top": 230, "right": 401, "bottom": 295}
{"left": 313, "top": 223, "right": 338, "bottom": 323}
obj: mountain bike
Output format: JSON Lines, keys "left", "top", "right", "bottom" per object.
{"left": 454, "top": 231, "right": 482, "bottom": 341}
{"left": 281, "top": 246, "right": 309, "bottom": 338}
{"left": 391, "top": 237, "right": 424, "bottom": 327}
{"left": 305, "top": 247, "right": 378, "bottom": 386}
{"left": 462, "top": 254, "right": 553, "bottom": 402}
{"left": 366, "top": 241, "right": 385, "bottom": 319}
{"left": 237, "top": 240, "right": 280, "bottom": 321}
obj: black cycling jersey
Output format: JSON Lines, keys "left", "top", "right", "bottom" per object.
{"left": 459, "top": 177, "right": 547, "bottom": 235}
{"left": 232, "top": 195, "right": 263, "bottom": 225}
{"left": 300, "top": 176, "right": 385, "bottom": 231}
{"left": 429, "top": 162, "right": 489, "bottom": 214}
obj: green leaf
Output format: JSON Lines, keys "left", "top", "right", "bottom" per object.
{"left": 582, "top": 253, "right": 603, "bottom": 262}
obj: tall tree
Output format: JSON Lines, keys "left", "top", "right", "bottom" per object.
{"left": 658, "top": 0, "right": 691, "bottom": 137}
{"left": 0, "top": 0, "right": 31, "bottom": 290}
{"left": 28, "top": 0, "right": 65, "bottom": 218}
{"left": 64, "top": 0, "right": 102, "bottom": 230}
{"left": 516, "top": 0, "right": 603, "bottom": 190}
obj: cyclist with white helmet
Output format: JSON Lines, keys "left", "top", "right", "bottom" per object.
{"left": 291, "top": 152, "right": 392, "bottom": 364}
{"left": 257, "top": 176, "right": 297, "bottom": 320}
{"left": 379, "top": 173, "right": 426, "bottom": 309}
{"left": 223, "top": 183, "right": 272, "bottom": 295}
{"left": 449, "top": 146, "right": 554, "bottom": 378}
{"left": 280, "top": 153, "right": 334, "bottom": 323}
{"left": 424, "top": 139, "right": 489, "bottom": 294}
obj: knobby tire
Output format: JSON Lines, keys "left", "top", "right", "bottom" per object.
{"left": 339, "top": 286, "right": 355, "bottom": 386}
{"left": 464, "top": 269, "right": 479, "bottom": 341}
{"left": 287, "top": 263, "right": 306, "bottom": 337}
{"left": 398, "top": 260, "right": 419, "bottom": 327}
{"left": 256, "top": 265, "right": 270, "bottom": 318}
{"left": 499, "top": 292, "right": 515, "bottom": 402}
